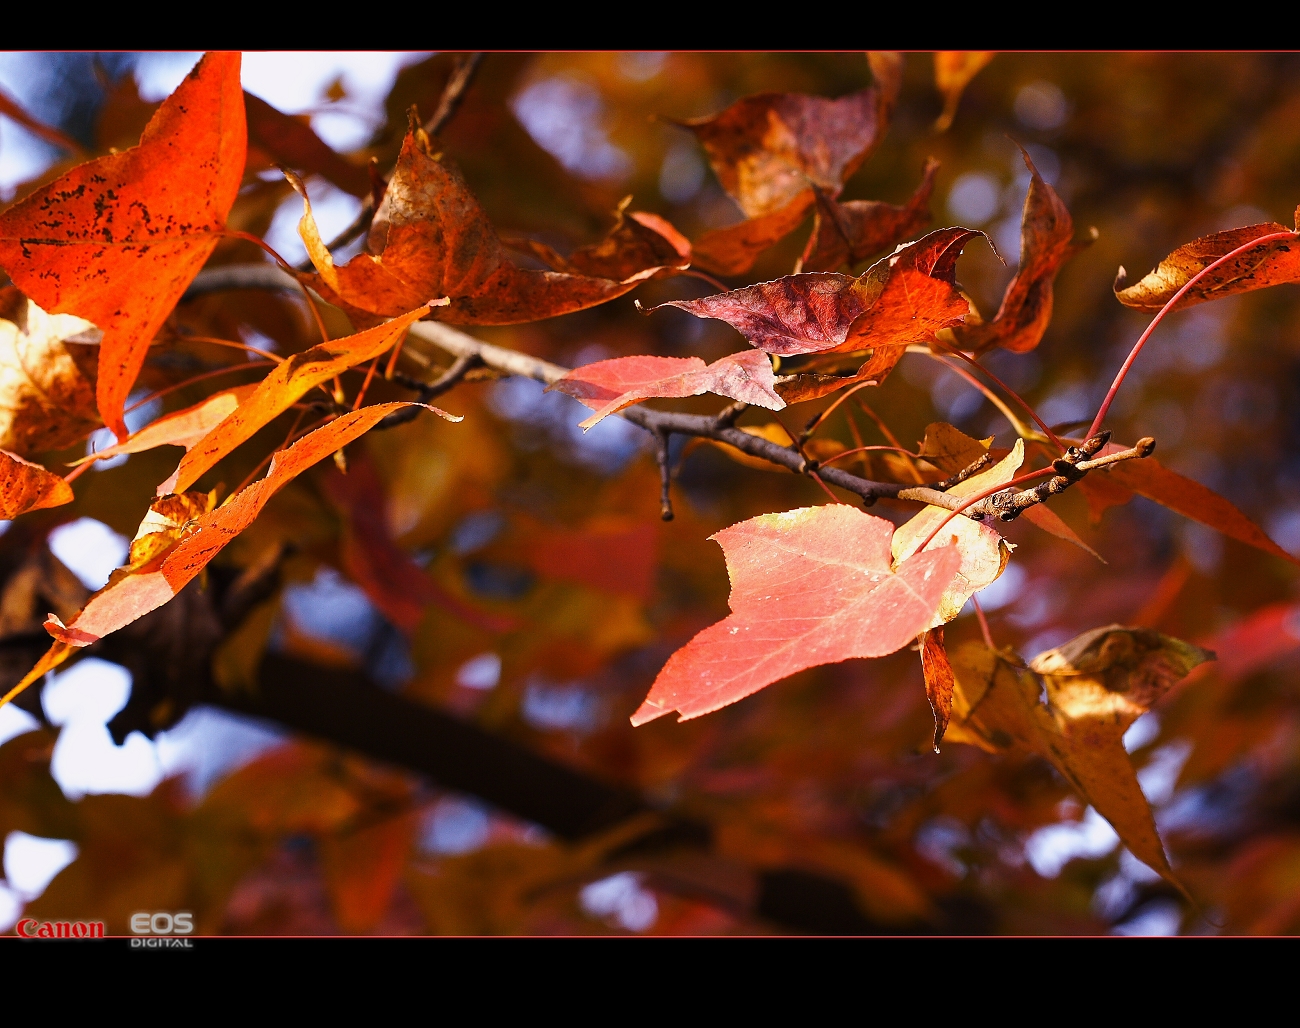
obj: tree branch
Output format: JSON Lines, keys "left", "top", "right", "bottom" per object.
{"left": 180, "top": 265, "right": 1155, "bottom": 518}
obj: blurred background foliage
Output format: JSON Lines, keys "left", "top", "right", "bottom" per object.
{"left": 2, "top": 51, "right": 1300, "bottom": 936}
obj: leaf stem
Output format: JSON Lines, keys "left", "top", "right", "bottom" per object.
{"left": 1087, "top": 229, "right": 1298, "bottom": 439}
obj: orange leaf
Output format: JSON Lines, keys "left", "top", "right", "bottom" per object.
{"left": 631, "top": 505, "right": 962, "bottom": 725}
{"left": 951, "top": 148, "right": 1093, "bottom": 354}
{"left": 244, "top": 92, "right": 371, "bottom": 198}
{"left": 690, "top": 194, "right": 815, "bottom": 277}
{"left": 650, "top": 228, "right": 977, "bottom": 364}
{"left": 167, "top": 306, "right": 438, "bottom": 495}
{"left": 322, "top": 455, "right": 516, "bottom": 635}
{"left": 1114, "top": 214, "right": 1300, "bottom": 313}
{"left": 70, "top": 385, "right": 257, "bottom": 467}
{"left": 0, "top": 52, "right": 246, "bottom": 440}
{"left": 1098, "top": 444, "right": 1299, "bottom": 566}
{"left": 550, "top": 350, "right": 784, "bottom": 430}
{"left": 297, "top": 128, "right": 687, "bottom": 325}
{"left": 0, "top": 450, "right": 73, "bottom": 518}
{"left": 1, "top": 402, "right": 437, "bottom": 708}
{"left": 933, "top": 52, "right": 995, "bottom": 132}
{"left": 320, "top": 810, "right": 418, "bottom": 933}
{"left": 797, "top": 159, "right": 938, "bottom": 273}
{"left": 509, "top": 201, "right": 691, "bottom": 282}
{"left": 920, "top": 627, "right": 955, "bottom": 751}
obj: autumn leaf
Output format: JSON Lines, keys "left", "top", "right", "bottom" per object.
{"left": 650, "top": 228, "right": 977, "bottom": 371}
{"left": 1, "top": 402, "right": 442, "bottom": 706}
{"left": 678, "top": 84, "right": 892, "bottom": 276}
{"left": 520, "top": 516, "right": 659, "bottom": 602}
{"left": 796, "top": 159, "right": 938, "bottom": 274}
{"left": 679, "top": 88, "right": 887, "bottom": 219}
{"left": 949, "top": 148, "right": 1094, "bottom": 354}
{"left": 506, "top": 199, "right": 691, "bottom": 282}
{"left": 166, "top": 306, "right": 438, "bottom": 496}
{"left": 244, "top": 91, "right": 372, "bottom": 199}
{"left": 689, "top": 195, "right": 816, "bottom": 278}
{"left": 319, "top": 811, "right": 418, "bottom": 933}
{"left": 630, "top": 505, "right": 962, "bottom": 725}
{"left": 0, "top": 450, "right": 73, "bottom": 518}
{"left": 924, "top": 424, "right": 1100, "bottom": 558}
{"left": 933, "top": 52, "right": 996, "bottom": 132}
{"left": 1114, "top": 214, "right": 1300, "bottom": 313}
{"left": 322, "top": 455, "right": 516, "bottom": 635}
{"left": 1085, "top": 441, "right": 1299, "bottom": 566}
{"left": 297, "top": 127, "right": 688, "bottom": 325}
{"left": 0, "top": 292, "right": 101, "bottom": 456}
{"left": 891, "top": 439, "right": 1022, "bottom": 627}
{"left": 549, "top": 349, "right": 784, "bottom": 429}
{"left": 0, "top": 51, "right": 246, "bottom": 440}
{"left": 69, "top": 385, "right": 258, "bottom": 468}
{"left": 920, "top": 627, "right": 955, "bottom": 751}
{"left": 946, "top": 626, "right": 1211, "bottom": 884}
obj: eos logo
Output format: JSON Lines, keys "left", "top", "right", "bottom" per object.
{"left": 130, "top": 912, "right": 194, "bottom": 935}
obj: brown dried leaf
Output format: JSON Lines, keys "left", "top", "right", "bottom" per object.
{"left": 680, "top": 88, "right": 886, "bottom": 219}
{"left": 920, "top": 627, "right": 955, "bottom": 751}
{"left": 0, "top": 294, "right": 100, "bottom": 456}
{"left": 796, "top": 159, "right": 938, "bottom": 273}
{"left": 1114, "top": 214, "right": 1300, "bottom": 313}
{"left": 948, "top": 628, "right": 1212, "bottom": 885}
{"left": 951, "top": 148, "right": 1093, "bottom": 354}
{"left": 651, "top": 228, "right": 977, "bottom": 369}
{"left": 298, "top": 128, "right": 686, "bottom": 325}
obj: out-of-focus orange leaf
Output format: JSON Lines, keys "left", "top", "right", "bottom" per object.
{"left": 297, "top": 128, "right": 687, "bottom": 325}
{"left": 71, "top": 385, "right": 257, "bottom": 468}
{"left": 951, "top": 149, "right": 1093, "bottom": 354}
{"left": 796, "top": 159, "right": 938, "bottom": 273}
{"left": 2, "top": 402, "right": 434, "bottom": 705}
{"left": 0, "top": 52, "right": 246, "bottom": 440}
{"left": 651, "top": 229, "right": 977, "bottom": 368}
{"left": 0, "top": 450, "right": 73, "bottom": 518}
{"left": 920, "top": 626, "right": 955, "bottom": 751}
{"left": 891, "top": 439, "right": 1022, "bottom": 627}
{"left": 521, "top": 517, "right": 659, "bottom": 601}
{"left": 933, "top": 52, "right": 996, "bottom": 132}
{"left": 947, "top": 626, "right": 1211, "bottom": 884}
{"left": 1096, "top": 443, "right": 1299, "bottom": 566}
{"left": 319, "top": 810, "right": 418, "bottom": 933}
{"left": 244, "top": 92, "right": 371, "bottom": 198}
{"left": 322, "top": 455, "right": 516, "bottom": 635}
{"left": 549, "top": 350, "right": 784, "bottom": 429}
{"left": 0, "top": 294, "right": 100, "bottom": 456}
{"left": 1114, "top": 213, "right": 1300, "bottom": 313}
{"left": 631, "top": 505, "right": 962, "bottom": 725}
{"left": 168, "top": 305, "right": 439, "bottom": 495}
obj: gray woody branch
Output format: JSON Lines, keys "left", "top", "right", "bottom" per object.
{"left": 183, "top": 264, "right": 1153, "bottom": 519}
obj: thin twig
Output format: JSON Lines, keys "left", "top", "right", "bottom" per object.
{"left": 424, "top": 53, "right": 485, "bottom": 137}
{"left": 653, "top": 428, "right": 675, "bottom": 521}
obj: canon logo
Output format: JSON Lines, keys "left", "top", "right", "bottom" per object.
{"left": 130, "top": 912, "right": 194, "bottom": 935}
